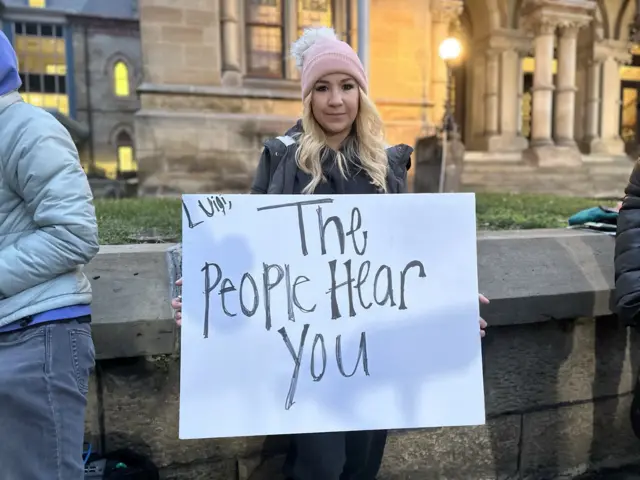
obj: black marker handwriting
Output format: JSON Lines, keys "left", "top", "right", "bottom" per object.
{"left": 280, "top": 325, "right": 370, "bottom": 409}
{"left": 257, "top": 199, "right": 333, "bottom": 256}
{"left": 198, "top": 195, "right": 232, "bottom": 217}
{"left": 336, "top": 332, "right": 369, "bottom": 377}
{"left": 257, "top": 200, "right": 366, "bottom": 258}
{"left": 195, "top": 199, "right": 427, "bottom": 410}
{"left": 200, "top": 261, "right": 316, "bottom": 333}
{"left": 279, "top": 324, "right": 309, "bottom": 410}
{"left": 183, "top": 201, "right": 203, "bottom": 229}
{"left": 183, "top": 195, "right": 233, "bottom": 229}
{"left": 311, "top": 334, "right": 327, "bottom": 381}
{"left": 326, "top": 259, "right": 426, "bottom": 320}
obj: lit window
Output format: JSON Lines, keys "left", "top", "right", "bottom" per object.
{"left": 244, "top": 0, "right": 335, "bottom": 79}
{"left": 118, "top": 146, "right": 136, "bottom": 172}
{"left": 113, "top": 61, "right": 130, "bottom": 97}
{"left": 116, "top": 131, "right": 137, "bottom": 173}
{"left": 29, "top": 0, "right": 46, "bottom": 8}
{"left": 297, "top": 0, "right": 333, "bottom": 37}
{"left": 521, "top": 57, "right": 557, "bottom": 75}
{"left": 293, "top": 0, "right": 333, "bottom": 80}
{"left": 94, "top": 159, "right": 118, "bottom": 180}
{"left": 245, "top": 0, "right": 284, "bottom": 78}
{"left": 13, "top": 21, "right": 69, "bottom": 115}
{"left": 622, "top": 87, "right": 638, "bottom": 144}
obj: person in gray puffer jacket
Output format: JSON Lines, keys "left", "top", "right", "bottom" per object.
{"left": 0, "top": 31, "right": 99, "bottom": 479}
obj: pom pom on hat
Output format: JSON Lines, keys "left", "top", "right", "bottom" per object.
{"left": 291, "top": 27, "right": 339, "bottom": 69}
{"left": 290, "top": 26, "right": 368, "bottom": 100}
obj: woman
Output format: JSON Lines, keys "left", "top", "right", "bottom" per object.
{"left": 172, "top": 27, "right": 488, "bottom": 480}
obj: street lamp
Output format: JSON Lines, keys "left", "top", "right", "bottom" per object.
{"left": 438, "top": 37, "right": 462, "bottom": 63}
{"left": 437, "top": 36, "right": 462, "bottom": 193}
{"left": 438, "top": 36, "right": 462, "bottom": 134}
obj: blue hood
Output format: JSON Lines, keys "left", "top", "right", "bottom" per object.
{"left": 0, "top": 31, "right": 21, "bottom": 96}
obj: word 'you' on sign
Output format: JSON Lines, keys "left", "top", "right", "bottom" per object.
{"left": 179, "top": 193, "right": 485, "bottom": 440}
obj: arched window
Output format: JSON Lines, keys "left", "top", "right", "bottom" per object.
{"left": 116, "top": 131, "right": 136, "bottom": 174}
{"left": 113, "top": 61, "right": 130, "bottom": 97}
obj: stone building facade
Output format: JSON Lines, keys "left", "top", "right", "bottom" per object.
{"left": 0, "top": 0, "right": 142, "bottom": 180}
{"left": 135, "top": 0, "right": 639, "bottom": 197}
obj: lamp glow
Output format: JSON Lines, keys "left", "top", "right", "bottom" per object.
{"left": 438, "top": 37, "right": 462, "bottom": 61}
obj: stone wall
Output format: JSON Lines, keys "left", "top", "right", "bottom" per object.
{"left": 135, "top": 86, "right": 302, "bottom": 195}
{"left": 84, "top": 229, "right": 640, "bottom": 479}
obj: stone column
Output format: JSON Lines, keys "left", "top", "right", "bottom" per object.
{"left": 598, "top": 56, "right": 626, "bottom": 155}
{"left": 520, "top": 0, "right": 595, "bottom": 166}
{"left": 499, "top": 49, "right": 517, "bottom": 137}
{"left": 517, "top": 53, "right": 524, "bottom": 136}
{"left": 333, "top": 0, "right": 349, "bottom": 41}
{"left": 553, "top": 25, "right": 580, "bottom": 147}
{"left": 430, "top": 15, "right": 450, "bottom": 124}
{"left": 220, "top": 0, "right": 242, "bottom": 86}
{"left": 430, "top": 0, "right": 463, "bottom": 124}
{"left": 284, "top": 0, "right": 298, "bottom": 79}
{"left": 499, "top": 48, "right": 528, "bottom": 151}
{"left": 582, "top": 57, "right": 602, "bottom": 150}
{"left": 529, "top": 21, "right": 556, "bottom": 147}
{"left": 484, "top": 50, "right": 499, "bottom": 138}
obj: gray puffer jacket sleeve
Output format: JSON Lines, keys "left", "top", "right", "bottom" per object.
{"left": 0, "top": 110, "right": 99, "bottom": 298}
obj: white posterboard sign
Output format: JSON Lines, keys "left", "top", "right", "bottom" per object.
{"left": 179, "top": 193, "right": 485, "bottom": 440}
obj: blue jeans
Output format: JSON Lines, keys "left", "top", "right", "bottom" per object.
{"left": 0, "top": 320, "right": 95, "bottom": 479}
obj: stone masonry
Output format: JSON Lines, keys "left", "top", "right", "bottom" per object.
{"left": 135, "top": 0, "right": 636, "bottom": 196}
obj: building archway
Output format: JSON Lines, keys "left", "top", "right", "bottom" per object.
{"left": 457, "top": 0, "right": 506, "bottom": 148}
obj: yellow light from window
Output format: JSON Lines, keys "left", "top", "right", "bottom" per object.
{"left": 94, "top": 160, "right": 118, "bottom": 180}
{"left": 297, "top": 0, "right": 332, "bottom": 31}
{"left": 45, "top": 64, "right": 67, "bottom": 75}
{"left": 29, "top": 0, "right": 46, "bottom": 8}
{"left": 114, "top": 62, "right": 130, "bottom": 97}
{"left": 20, "top": 93, "right": 69, "bottom": 115}
{"left": 117, "top": 145, "right": 136, "bottom": 172}
{"left": 521, "top": 57, "right": 557, "bottom": 75}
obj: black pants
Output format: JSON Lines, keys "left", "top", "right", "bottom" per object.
{"left": 283, "top": 429, "right": 388, "bottom": 480}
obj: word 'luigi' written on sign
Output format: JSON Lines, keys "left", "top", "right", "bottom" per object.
{"left": 182, "top": 199, "right": 427, "bottom": 410}
{"left": 182, "top": 195, "right": 232, "bottom": 228}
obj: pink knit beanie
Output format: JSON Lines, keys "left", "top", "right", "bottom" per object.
{"left": 291, "top": 27, "right": 368, "bottom": 100}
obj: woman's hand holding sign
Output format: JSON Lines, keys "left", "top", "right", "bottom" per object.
{"left": 479, "top": 293, "right": 489, "bottom": 337}
{"left": 172, "top": 278, "right": 183, "bottom": 326}
{"left": 171, "top": 277, "right": 489, "bottom": 336}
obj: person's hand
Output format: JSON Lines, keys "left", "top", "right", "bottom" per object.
{"left": 479, "top": 294, "right": 489, "bottom": 338}
{"left": 171, "top": 278, "right": 182, "bottom": 326}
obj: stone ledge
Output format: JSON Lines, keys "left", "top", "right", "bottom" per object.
{"left": 137, "top": 82, "right": 301, "bottom": 100}
{"left": 85, "top": 228, "right": 640, "bottom": 479}
{"left": 87, "top": 243, "right": 176, "bottom": 360}
{"left": 88, "top": 228, "right": 616, "bottom": 359}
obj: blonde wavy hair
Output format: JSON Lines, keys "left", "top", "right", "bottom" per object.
{"left": 294, "top": 88, "right": 389, "bottom": 194}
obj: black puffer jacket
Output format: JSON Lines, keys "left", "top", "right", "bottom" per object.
{"left": 615, "top": 162, "right": 640, "bottom": 326}
{"left": 250, "top": 121, "right": 413, "bottom": 195}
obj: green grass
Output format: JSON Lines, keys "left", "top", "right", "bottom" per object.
{"left": 95, "top": 194, "right": 618, "bottom": 245}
